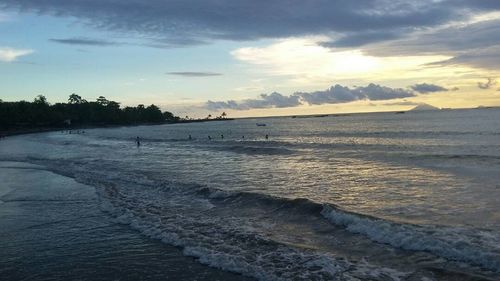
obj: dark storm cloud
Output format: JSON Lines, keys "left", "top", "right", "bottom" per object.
{"left": 477, "top": 78, "right": 497, "bottom": 89}
{"left": 205, "top": 83, "right": 418, "bottom": 111}
{"left": 410, "top": 83, "right": 448, "bottom": 93}
{"left": 2, "top": 0, "right": 498, "bottom": 47}
{"left": 49, "top": 37, "right": 120, "bottom": 46}
{"left": 167, "top": 72, "right": 222, "bottom": 77}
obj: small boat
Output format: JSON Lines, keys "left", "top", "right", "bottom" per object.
{"left": 256, "top": 123, "right": 267, "bottom": 127}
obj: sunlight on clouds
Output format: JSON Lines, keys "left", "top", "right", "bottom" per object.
{"left": 466, "top": 11, "right": 500, "bottom": 25}
{"left": 0, "top": 47, "right": 34, "bottom": 62}
{"left": 231, "top": 37, "right": 452, "bottom": 84}
{"left": 232, "top": 38, "right": 378, "bottom": 78}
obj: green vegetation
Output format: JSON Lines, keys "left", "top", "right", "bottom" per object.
{"left": 0, "top": 94, "right": 180, "bottom": 131}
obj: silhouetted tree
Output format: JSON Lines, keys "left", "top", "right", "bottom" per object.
{"left": 68, "top": 93, "right": 86, "bottom": 104}
{"left": 34, "top": 95, "right": 48, "bottom": 105}
{"left": 96, "top": 96, "right": 109, "bottom": 106}
{"left": 0, "top": 94, "right": 181, "bottom": 131}
{"left": 162, "top": 111, "right": 176, "bottom": 121}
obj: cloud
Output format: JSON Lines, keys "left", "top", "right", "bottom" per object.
{"left": 2, "top": 0, "right": 499, "bottom": 48}
{"left": 49, "top": 37, "right": 120, "bottom": 46}
{"left": 205, "top": 83, "right": 417, "bottom": 111}
{"left": 206, "top": 92, "right": 301, "bottom": 111}
{"left": 320, "top": 30, "right": 402, "bottom": 48}
{"left": 298, "top": 83, "right": 414, "bottom": 105}
{"left": 429, "top": 46, "right": 500, "bottom": 70}
{"left": 410, "top": 83, "right": 448, "bottom": 93}
{"left": 368, "top": 19, "right": 500, "bottom": 55}
{"left": 231, "top": 38, "right": 386, "bottom": 80}
{"left": 365, "top": 18, "right": 500, "bottom": 70}
{"left": 231, "top": 37, "right": 457, "bottom": 83}
{"left": 0, "top": 47, "right": 34, "bottom": 62}
{"left": 144, "top": 38, "right": 209, "bottom": 49}
{"left": 477, "top": 78, "right": 497, "bottom": 89}
{"left": 167, "top": 72, "right": 222, "bottom": 77}
{"left": 4, "top": 0, "right": 500, "bottom": 77}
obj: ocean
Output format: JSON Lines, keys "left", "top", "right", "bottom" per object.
{"left": 1, "top": 108, "right": 499, "bottom": 280}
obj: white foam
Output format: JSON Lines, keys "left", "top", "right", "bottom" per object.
{"left": 85, "top": 174, "right": 410, "bottom": 281}
{"left": 321, "top": 205, "right": 500, "bottom": 271}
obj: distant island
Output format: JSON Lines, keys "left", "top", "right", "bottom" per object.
{"left": 0, "top": 94, "right": 230, "bottom": 136}
{"left": 409, "top": 103, "right": 440, "bottom": 111}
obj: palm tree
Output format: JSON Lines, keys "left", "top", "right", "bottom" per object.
{"left": 207, "top": 114, "right": 212, "bottom": 119}
{"left": 221, "top": 111, "right": 227, "bottom": 119}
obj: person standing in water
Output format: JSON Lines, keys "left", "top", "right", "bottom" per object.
{"left": 136, "top": 136, "right": 141, "bottom": 147}
{"left": 265, "top": 134, "right": 269, "bottom": 140}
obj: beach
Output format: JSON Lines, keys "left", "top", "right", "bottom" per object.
{"left": 1, "top": 108, "right": 499, "bottom": 280}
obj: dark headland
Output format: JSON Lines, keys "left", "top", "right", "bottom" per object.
{"left": 0, "top": 94, "right": 232, "bottom": 137}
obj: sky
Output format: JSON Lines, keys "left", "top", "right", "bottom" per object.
{"left": 1, "top": 0, "right": 500, "bottom": 118}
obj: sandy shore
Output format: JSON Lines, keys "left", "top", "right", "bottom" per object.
{"left": 0, "top": 160, "right": 252, "bottom": 281}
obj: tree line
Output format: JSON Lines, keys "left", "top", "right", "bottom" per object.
{"left": 0, "top": 94, "right": 180, "bottom": 131}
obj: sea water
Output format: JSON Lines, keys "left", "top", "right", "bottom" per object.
{"left": 1, "top": 108, "right": 499, "bottom": 280}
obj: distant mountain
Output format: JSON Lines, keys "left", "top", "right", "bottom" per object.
{"left": 410, "top": 103, "right": 440, "bottom": 111}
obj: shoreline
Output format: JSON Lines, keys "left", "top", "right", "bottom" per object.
{"left": 0, "top": 160, "right": 253, "bottom": 281}
{"left": 0, "top": 118, "right": 235, "bottom": 138}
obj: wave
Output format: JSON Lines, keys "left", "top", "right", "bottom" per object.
{"left": 29, "top": 159, "right": 500, "bottom": 278}
{"left": 407, "top": 153, "right": 500, "bottom": 163}
{"left": 199, "top": 186, "right": 500, "bottom": 272}
{"left": 321, "top": 206, "right": 500, "bottom": 271}
{"left": 85, "top": 164, "right": 500, "bottom": 273}
{"left": 205, "top": 143, "right": 296, "bottom": 156}
{"left": 83, "top": 174, "right": 409, "bottom": 280}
